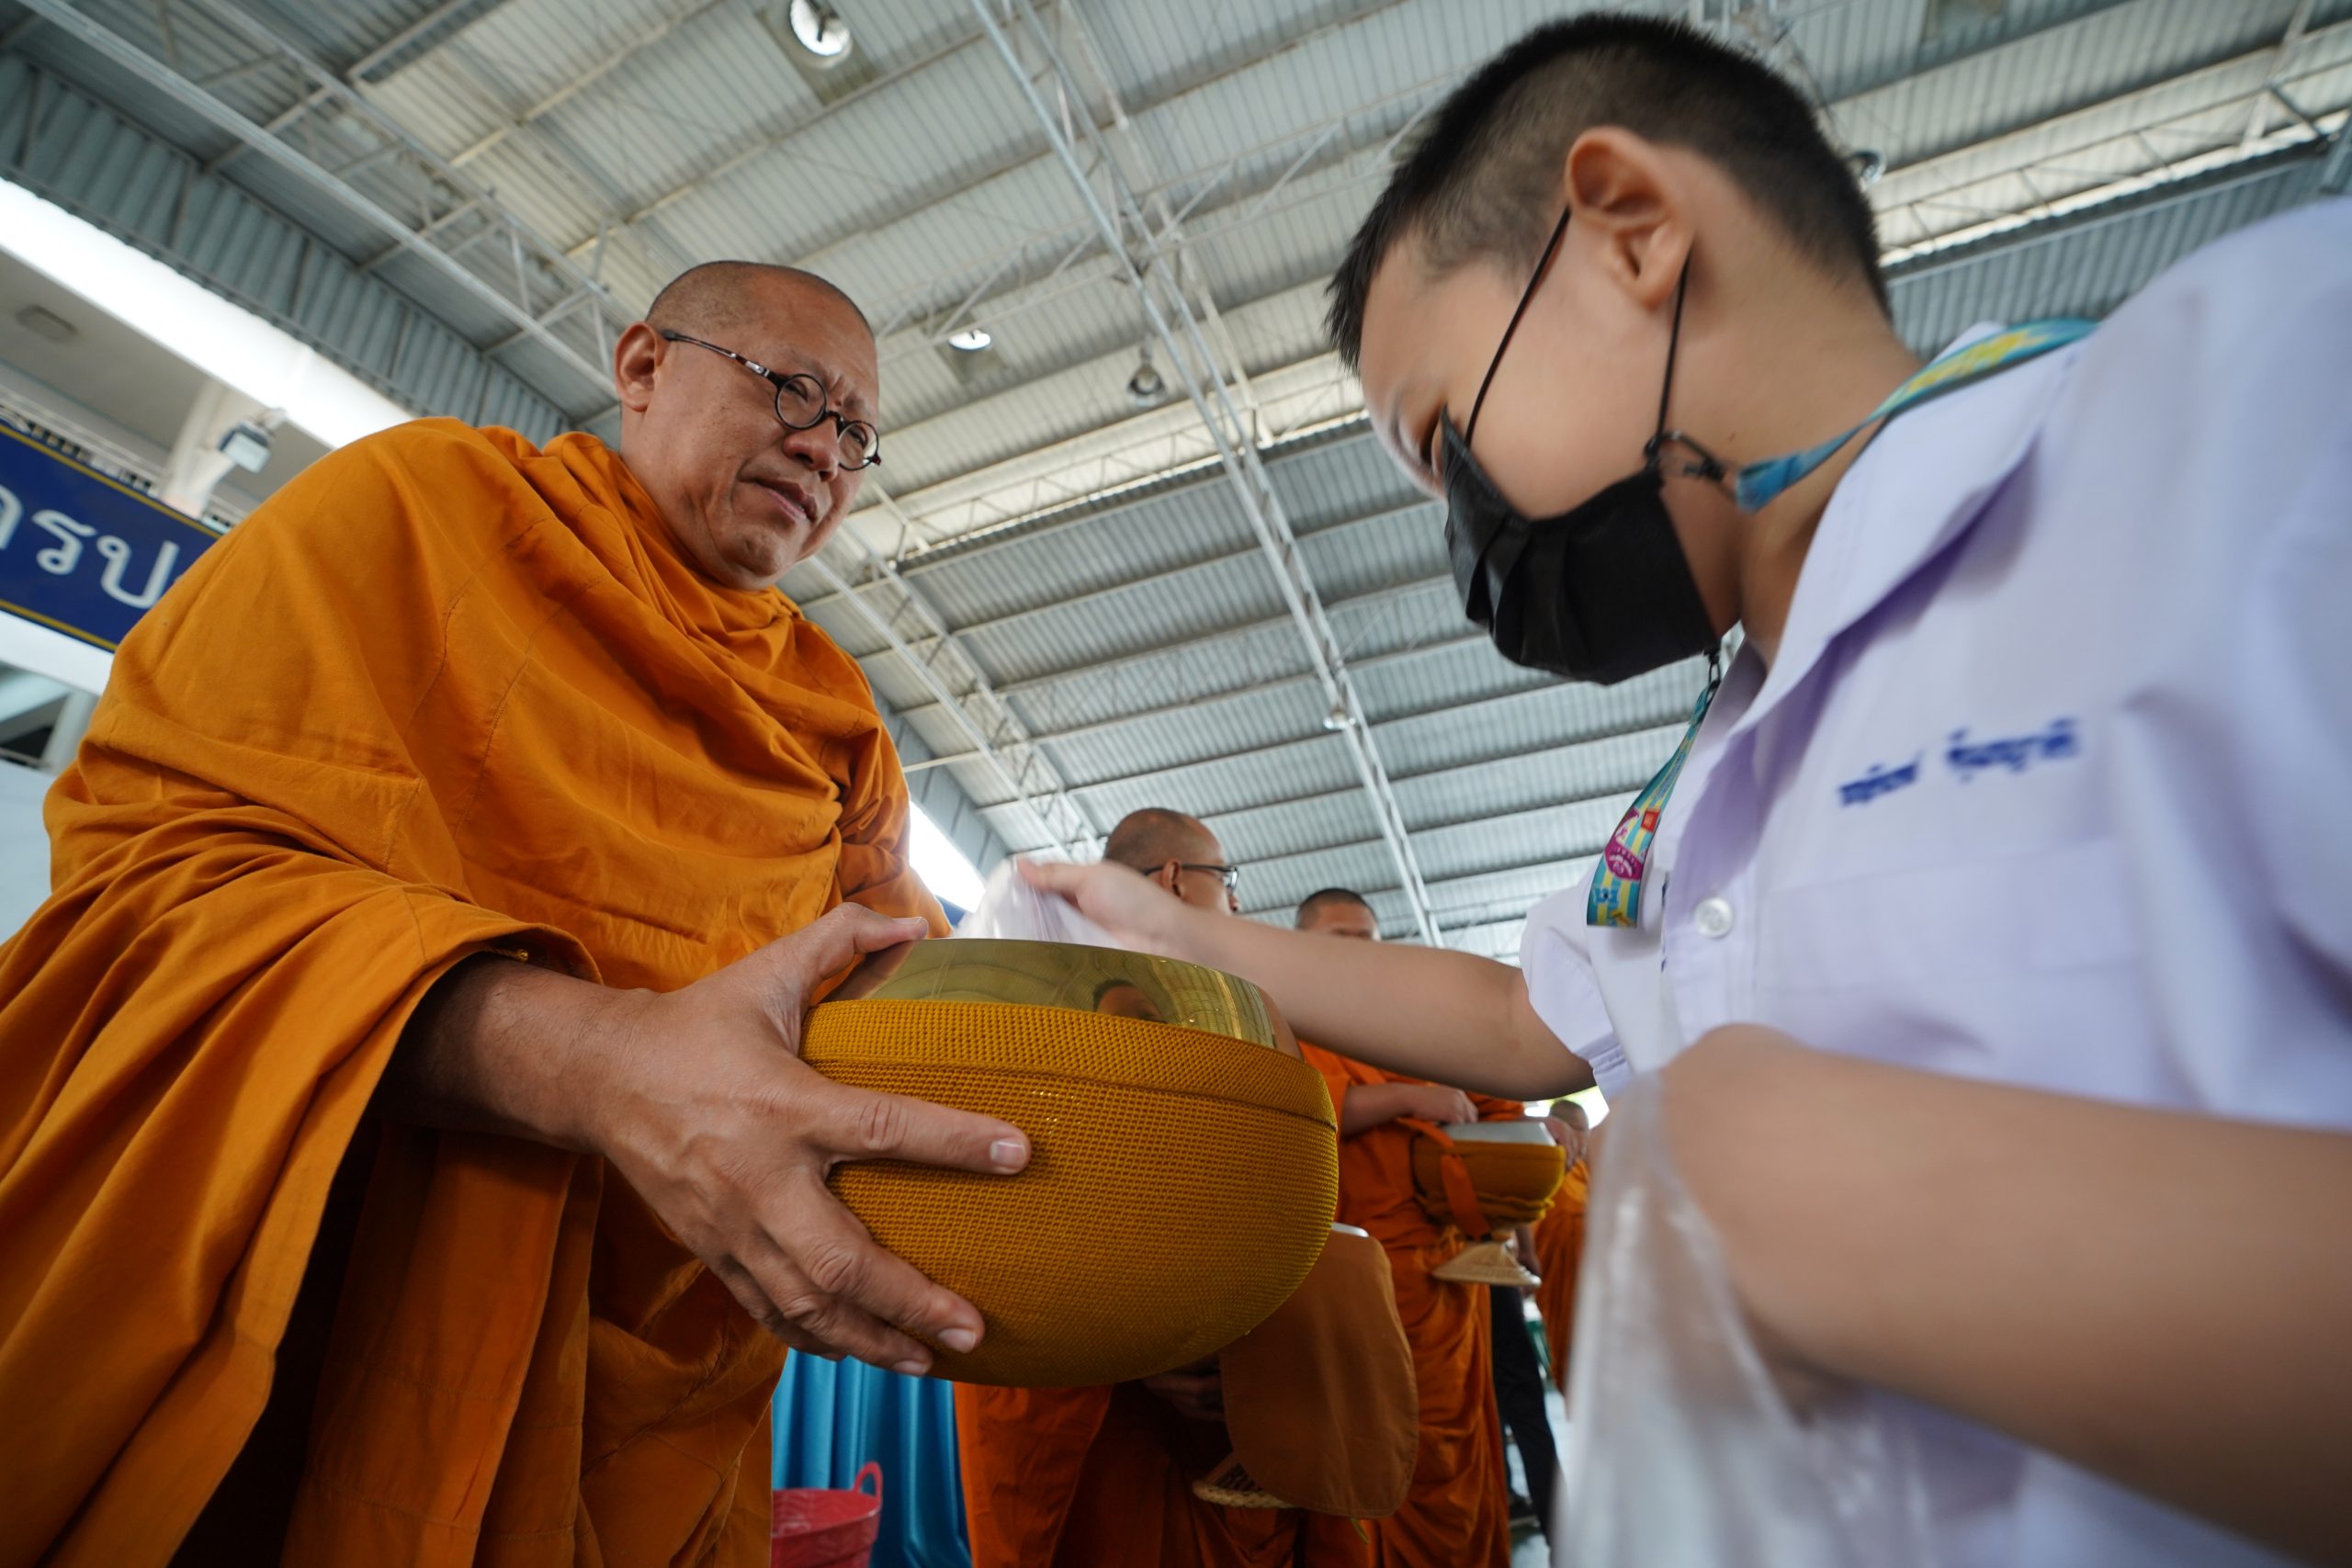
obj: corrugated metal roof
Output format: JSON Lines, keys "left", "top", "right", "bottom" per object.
{"left": 7, "top": 0, "right": 2342, "bottom": 955}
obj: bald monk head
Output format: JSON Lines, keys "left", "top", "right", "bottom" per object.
{"left": 1295, "top": 886, "right": 1378, "bottom": 941}
{"left": 613, "top": 260, "right": 880, "bottom": 591}
{"left": 1103, "top": 807, "right": 1240, "bottom": 916}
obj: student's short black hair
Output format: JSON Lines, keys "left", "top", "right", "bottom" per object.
{"left": 1329, "top": 15, "right": 1887, "bottom": 368}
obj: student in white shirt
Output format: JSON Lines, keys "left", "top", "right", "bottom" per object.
{"left": 1028, "top": 16, "right": 2351, "bottom": 1567}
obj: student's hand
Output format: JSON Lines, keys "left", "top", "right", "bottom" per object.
{"left": 578, "top": 906, "right": 1032, "bottom": 1373}
{"left": 1405, "top": 1084, "right": 1479, "bottom": 1124}
{"left": 1019, "top": 857, "right": 1191, "bottom": 955}
{"left": 1140, "top": 1356, "right": 1225, "bottom": 1422}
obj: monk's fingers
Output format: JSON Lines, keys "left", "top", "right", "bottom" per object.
{"left": 1542, "top": 1115, "right": 1586, "bottom": 1163}
{"left": 809, "top": 1077, "right": 1030, "bottom": 1178}
{"left": 743, "top": 905, "right": 929, "bottom": 1009}
{"left": 707, "top": 1256, "right": 844, "bottom": 1362}
{"left": 733, "top": 1229, "right": 939, "bottom": 1373}
{"left": 1140, "top": 1369, "right": 1223, "bottom": 1420}
{"left": 751, "top": 1175, "right": 986, "bottom": 1371}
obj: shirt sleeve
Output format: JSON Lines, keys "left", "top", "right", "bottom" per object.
{"left": 1521, "top": 886, "right": 1633, "bottom": 1096}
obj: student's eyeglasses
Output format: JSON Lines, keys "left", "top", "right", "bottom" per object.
{"left": 1172, "top": 862, "right": 1242, "bottom": 893}
{"left": 659, "top": 331, "right": 882, "bottom": 469}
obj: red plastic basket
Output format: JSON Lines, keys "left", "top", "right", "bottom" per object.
{"left": 772, "top": 1461, "right": 884, "bottom": 1568}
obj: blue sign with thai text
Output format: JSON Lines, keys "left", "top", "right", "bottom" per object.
{"left": 0, "top": 423, "right": 220, "bottom": 651}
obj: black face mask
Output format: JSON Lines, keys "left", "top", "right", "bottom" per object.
{"left": 1441, "top": 209, "right": 1722, "bottom": 684}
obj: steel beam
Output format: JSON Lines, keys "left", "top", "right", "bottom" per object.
{"left": 888, "top": 569, "right": 1458, "bottom": 739}
{"left": 851, "top": 6, "right": 2352, "bottom": 551}
{"left": 1064, "top": 700, "right": 1686, "bottom": 809}
{"left": 2324, "top": 107, "right": 2352, "bottom": 192}
{"left": 971, "top": 0, "right": 1440, "bottom": 942}
{"left": 448, "top": 0, "right": 729, "bottom": 169}
{"left": 20, "top": 0, "right": 628, "bottom": 415}
{"left": 799, "top": 483, "right": 1099, "bottom": 861}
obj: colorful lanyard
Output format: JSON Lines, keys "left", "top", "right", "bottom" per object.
{"left": 1587, "top": 318, "right": 2095, "bottom": 930}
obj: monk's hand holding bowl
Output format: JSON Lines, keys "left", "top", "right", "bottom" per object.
{"left": 1140, "top": 1357, "right": 1226, "bottom": 1423}
{"left": 1542, "top": 1113, "right": 1587, "bottom": 1168}
{"left": 389, "top": 903, "right": 1032, "bottom": 1375}
{"left": 1403, "top": 1084, "right": 1479, "bottom": 1125}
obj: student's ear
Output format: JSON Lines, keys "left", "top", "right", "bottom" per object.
{"left": 613, "top": 322, "right": 663, "bottom": 413}
{"left": 1561, "top": 128, "right": 1690, "bottom": 315}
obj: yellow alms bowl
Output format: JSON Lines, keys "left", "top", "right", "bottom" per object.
{"left": 1409, "top": 1135, "right": 1566, "bottom": 1232}
{"left": 803, "top": 940, "right": 1339, "bottom": 1386}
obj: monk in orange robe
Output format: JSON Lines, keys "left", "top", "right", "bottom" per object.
{"left": 0, "top": 262, "right": 1035, "bottom": 1567}
{"left": 1529, "top": 1105, "right": 1592, "bottom": 1394}
{"left": 1291, "top": 886, "right": 1537, "bottom": 1568}
{"left": 956, "top": 810, "right": 1372, "bottom": 1568}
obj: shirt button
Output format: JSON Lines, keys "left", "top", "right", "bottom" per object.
{"left": 1693, "top": 897, "right": 1736, "bottom": 939}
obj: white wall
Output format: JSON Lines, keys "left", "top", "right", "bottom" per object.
{"left": 0, "top": 758, "right": 54, "bottom": 943}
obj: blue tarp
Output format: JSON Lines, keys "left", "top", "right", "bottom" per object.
{"left": 772, "top": 1355, "right": 972, "bottom": 1568}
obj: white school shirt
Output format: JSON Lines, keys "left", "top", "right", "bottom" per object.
{"left": 1524, "top": 197, "right": 2352, "bottom": 1568}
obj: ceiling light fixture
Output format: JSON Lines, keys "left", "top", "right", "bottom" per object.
{"left": 1850, "top": 148, "right": 1886, "bottom": 187}
{"left": 1125, "top": 344, "right": 1165, "bottom": 407}
{"left": 946, "top": 325, "right": 993, "bottom": 353}
{"left": 14, "top": 304, "right": 78, "bottom": 344}
{"left": 786, "top": 0, "right": 854, "bottom": 63}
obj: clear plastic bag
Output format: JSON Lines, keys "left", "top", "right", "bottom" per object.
{"left": 954, "top": 859, "right": 1121, "bottom": 948}
{"left": 1557, "top": 1072, "right": 1938, "bottom": 1568}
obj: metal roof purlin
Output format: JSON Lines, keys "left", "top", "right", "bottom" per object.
{"left": 801, "top": 484, "right": 1102, "bottom": 863}
{"left": 22, "top": 0, "right": 633, "bottom": 418}
{"left": 864, "top": 69, "right": 1447, "bottom": 363}
{"left": 969, "top": 0, "right": 1441, "bottom": 945}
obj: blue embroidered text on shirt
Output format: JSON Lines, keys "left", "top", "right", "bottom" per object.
{"left": 1838, "top": 755, "right": 1923, "bottom": 807}
{"left": 1946, "top": 718, "right": 2078, "bottom": 781}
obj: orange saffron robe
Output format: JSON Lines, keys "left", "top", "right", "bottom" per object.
{"left": 1297, "top": 1045, "right": 1517, "bottom": 1568}
{"left": 956, "top": 1381, "right": 1374, "bottom": 1568}
{"left": 1531, "top": 1159, "right": 1591, "bottom": 1394}
{"left": 0, "top": 419, "right": 943, "bottom": 1567}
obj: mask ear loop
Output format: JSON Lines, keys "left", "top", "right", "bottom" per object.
{"left": 1464, "top": 207, "right": 1575, "bottom": 447}
{"left": 1645, "top": 252, "right": 1733, "bottom": 692}
{"left": 1644, "top": 254, "right": 1732, "bottom": 485}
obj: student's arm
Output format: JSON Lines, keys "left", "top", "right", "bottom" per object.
{"left": 1022, "top": 861, "right": 1592, "bottom": 1099}
{"left": 1668, "top": 1025, "right": 2352, "bottom": 1566}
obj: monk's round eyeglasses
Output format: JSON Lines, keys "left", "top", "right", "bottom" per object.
{"left": 659, "top": 331, "right": 881, "bottom": 469}
{"left": 1172, "top": 862, "right": 1241, "bottom": 893}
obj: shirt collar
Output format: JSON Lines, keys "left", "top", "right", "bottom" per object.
{"left": 1722, "top": 323, "right": 2083, "bottom": 746}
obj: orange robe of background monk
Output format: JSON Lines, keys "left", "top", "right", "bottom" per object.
{"left": 0, "top": 419, "right": 940, "bottom": 1566}
{"left": 1531, "top": 1157, "right": 1591, "bottom": 1394}
{"left": 1298, "top": 1045, "right": 1516, "bottom": 1568}
{"left": 956, "top": 1381, "right": 1374, "bottom": 1568}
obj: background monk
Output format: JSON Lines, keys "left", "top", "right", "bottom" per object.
{"left": 0, "top": 261, "right": 1035, "bottom": 1568}
{"left": 956, "top": 808, "right": 1370, "bottom": 1568}
{"left": 1290, "top": 886, "right": 1572, "bottom": 1568}
{"left": 1528, "top": 1102, "right": 1591, "bottom": 1399}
